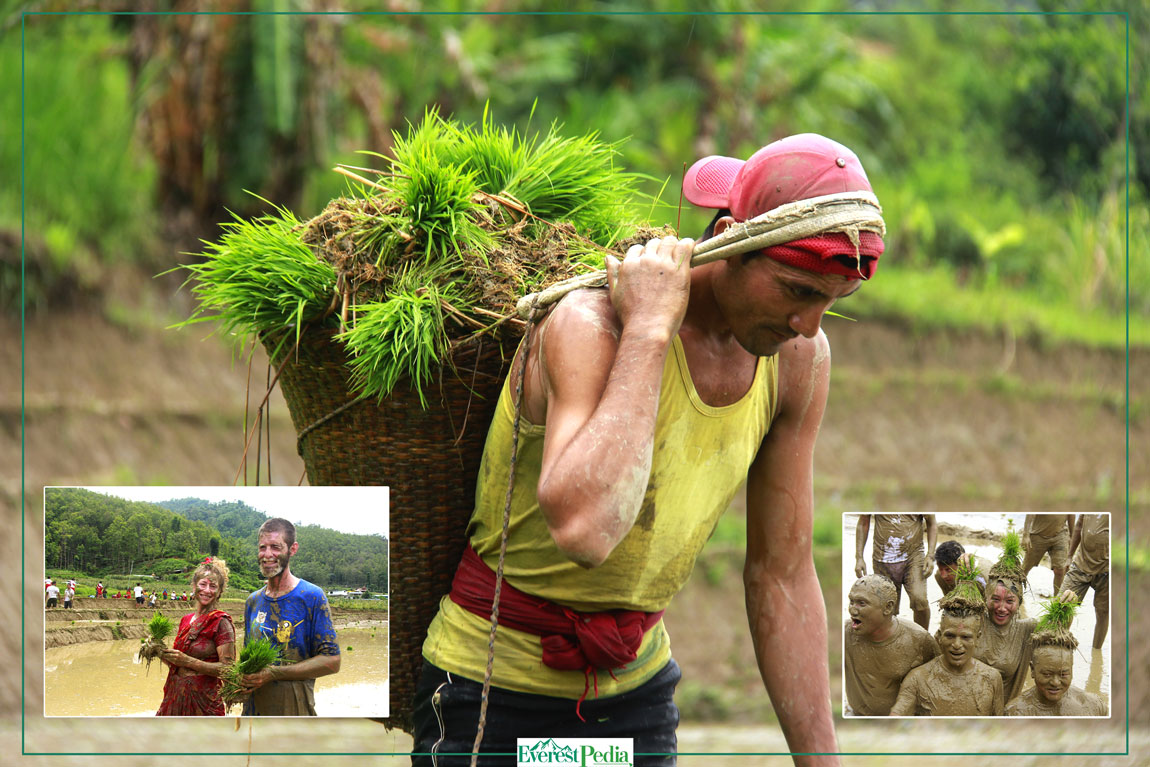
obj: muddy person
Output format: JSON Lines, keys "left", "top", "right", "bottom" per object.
{"left": 844, "top": 575, "right": 937, "bottom": 716}
{"left": 413, "top": 134, "right": 885, "bottom": 766}
{"left": 933, "top": 541, "right": 990, "bottom": 595}
{"left": 890, "top": 601, "right": 1003, "bottom": 716}
{"left": 1059, "top": 513, "right": 1110, "bottom": 650}
{"left": 1021, "top": 514, "right": 1074, "bottom": 595}
{"left": 975, "top": 543, "right": 1035, "bottom": 702}
{"left": 1005, "top": 620, "right": 1107, "bottom": 716}
{"left": 157, "top": 557, "right": 236, "bottom": 716}
{"left": 239, "top": 518, "right": 340, "bottom": 715}
{"left": 854, "top": 514, "right": 937, "bottom": 629}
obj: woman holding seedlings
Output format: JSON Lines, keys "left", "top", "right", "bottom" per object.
{"left": 975, "top": 532, "right": 1037, "bottom": 702}
{"left": 156, "top": 557, "right": 236, "bottom": 716}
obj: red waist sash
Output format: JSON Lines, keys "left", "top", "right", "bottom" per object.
{"left": 449, "top": 545, "right": 664, "bottom": 673}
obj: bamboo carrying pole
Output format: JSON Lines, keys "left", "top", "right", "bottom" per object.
{"left": 516, "top": 191, "right": 885, "bottom": 318}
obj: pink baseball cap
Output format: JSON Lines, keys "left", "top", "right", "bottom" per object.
{"left": 684, "top": 133, "right": 883, "bottom": 279}
{"left": 684, "top": 133, "right": 875, "bottom": 219}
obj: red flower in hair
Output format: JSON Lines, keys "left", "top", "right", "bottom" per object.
{"left": 203, "top": 556, "right": 213, "bottom": 564}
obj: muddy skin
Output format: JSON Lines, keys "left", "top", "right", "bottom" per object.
{"left": 890, "top": 613, "right": 1004, "bottom": 716}
{"left": 977, "top": 578, "right": 1036, "bottom": 701}
{"left": 844, "top": 577, "right": 938, "bottom": 716}
{"left": 1005, "top": 645, "right": 1108, "bottom": 716}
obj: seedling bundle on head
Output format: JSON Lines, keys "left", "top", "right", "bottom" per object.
{"left": 939, "top": 556, "right": 987, "bottom": 614}
{"left": 137, "top": 611, "right": 173, "bottom": 673}
{"left": 988, "top": 526, "right": 1028, "bottom": 594}
{"left": 220, "top": 637, "right": 284, "bottom": 708}
{"left": 1033, "top": 592, "right": 1080, "bottom": 650}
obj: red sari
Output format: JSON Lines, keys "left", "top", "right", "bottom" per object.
{"left": 156, "top": 609, "right": 235, "bottom": 716}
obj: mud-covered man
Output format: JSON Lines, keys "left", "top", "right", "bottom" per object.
{"left": 891, "top": 605, "right": 1003, "bottom": 716}
{"left": 933, "top": 540, "right": 990, "bottom": 594}
{"left": 1021, "top": 514, "right": 1074, "bottom": 595}
{"left": 844, "top": 575, "right": 937, "bottom": 716}
{"left": 854, "top": 514, "right": 937, "bottom": 629}
{"left": 240, "top": 518, "right": 340, "bottom": 715}
{"left": 414, "top": 134, "right": 887, "bottom": 766}
{"left": 1059, "top": 513, "right": 1110, "bottom": 650}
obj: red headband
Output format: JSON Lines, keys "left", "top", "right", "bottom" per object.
{"left": 760, "top": 231, "right": 884, "bottom": 280}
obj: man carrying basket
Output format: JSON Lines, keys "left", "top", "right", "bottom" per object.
{"left": 414, "top": 133, "right": 884, "bottom": 767}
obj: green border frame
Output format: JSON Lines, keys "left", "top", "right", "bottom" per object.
{"left": 21, "top": 8, "right": 1132, "bottom": 760}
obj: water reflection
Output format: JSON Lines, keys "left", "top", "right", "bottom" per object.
{"left": 45, "top": 626, "right": 389, "bottom": 717}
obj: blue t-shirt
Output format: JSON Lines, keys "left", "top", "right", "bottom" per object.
{"left": 244, "top": 579, "right": 340, "bottom": 664}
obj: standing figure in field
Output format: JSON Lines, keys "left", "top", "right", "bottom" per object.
{"left": 843, "top": 575, "right": 937, "bottom": 716}
{"left": 854, "top": 514, "right": 937, "bottom": 629}
{"left": 239, "top": 518, "right": 341, "bottom": 715}
{"left": 157, "top": 557, "right": 236, "bottom": 716}
{"left": 1060, "top": 513, "right": 1109, "bottom": 650}
{"left": 414, "top": 133, "right": 888, "bottom": 766}
{"left": 1021, "top": 514, "right": 1074, "bottom": 595}
{"left": 1005, "top": 595, "right": 1108, "bottom": 716}
{"left": 890, "top": 579, "right": 1003, "bottom": 717}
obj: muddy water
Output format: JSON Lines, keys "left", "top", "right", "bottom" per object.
{"left": 44, "top": 626, "right": 389, "bottom": 717}
{"left": 842, "top": 513, "right": 1110, "bottom": 707}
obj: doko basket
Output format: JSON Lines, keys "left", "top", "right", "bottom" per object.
{"left": 266, "top": 328, "right": 518, "bottom": 733}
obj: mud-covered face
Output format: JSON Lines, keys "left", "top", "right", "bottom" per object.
{"left": 194, "top": 575, "right": 220, "bottom": 605}
{"left": 258, "top": 531, "right": 297, "bottom": 579}
{"left": 936, "top": 563, "right": 958, "bottom": 591}
{"left": 987, "top": 582, "right": 1020, "bottom": 627}
{"left": 1032, "top": 646, "right": 1073, "bottom": 705}
{"left": 847, "top": 583, "right": 893, "bottom": 637}
{"left": 936, "top": 614, "right": 981, "bottom": 671}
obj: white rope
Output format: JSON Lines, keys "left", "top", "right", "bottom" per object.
{"left": 516, "top": 192, "right": 884, "bottom": 318}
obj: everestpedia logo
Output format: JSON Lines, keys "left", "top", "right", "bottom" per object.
{"left": 516, "top": 738, "right": 633, "bottom": 766}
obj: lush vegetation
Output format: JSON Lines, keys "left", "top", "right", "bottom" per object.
{"left": 8, "top": 6, "right": 1144, "bottom": 348}
{"left": 44, "top": 488, "right": 388, "bottom": 593}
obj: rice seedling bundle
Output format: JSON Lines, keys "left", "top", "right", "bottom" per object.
{"left": 177, "top": 109, "right": 661, "bottom": 733}
{"left": 1033, "top": 592, "right": 1080, "bottom": 649}
{"left": 989, "top": 525, "right": 1027, "bottom": 586}
{"left": 940, "top": 557, "right": 988, "bottom": 615}
{"left": 220, "top": 637, "right": 284, "bottom": 707}
{"left": 136, "top": 611, "right": 173, "bottom": 673}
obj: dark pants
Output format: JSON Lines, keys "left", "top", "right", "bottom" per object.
{"left": 411, "top": 660, "right": 681, "bottom": 766}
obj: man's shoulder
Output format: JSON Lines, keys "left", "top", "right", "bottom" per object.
{"left": 294, "top": 579, "right": 330, "bottom": 602}
{"left": 971, "top": 658, "right": 1003, "bottom": 684}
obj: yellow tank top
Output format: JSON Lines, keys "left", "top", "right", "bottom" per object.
{"left": 422, "top": 335, "right": 778, "bottom": 698}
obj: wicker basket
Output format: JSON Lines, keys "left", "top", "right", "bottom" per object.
{"left": 267, "top": 328, "right": 518, "bottom": 733}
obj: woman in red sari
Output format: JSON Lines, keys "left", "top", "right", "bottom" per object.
{"left": 156, "top": 557, "right": 236, "bottom": 716}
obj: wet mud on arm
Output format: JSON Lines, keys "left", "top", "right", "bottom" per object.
{"left": 744, "top": 331, "right": 838, "bottom": 765}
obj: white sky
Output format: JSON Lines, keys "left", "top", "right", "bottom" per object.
{"left": 61, "top": 486, "right": 389, "bottom": 537}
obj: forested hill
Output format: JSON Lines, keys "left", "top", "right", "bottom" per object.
{"left": 45, "top": 489, "right": 388, "bottom": 592}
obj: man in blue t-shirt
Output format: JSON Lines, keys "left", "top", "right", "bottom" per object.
{"left": 241, "top": 518, "right": 341, "bottom": 715}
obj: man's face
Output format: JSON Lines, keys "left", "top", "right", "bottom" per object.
{"left": 258, "top": 531, "right": 297, "bottom": 579}
{"left": 1031, "top": 646, "right": 1073, "bottom": 705}
{"left": 936, "top": 614, "right": 981, "bottom": 672}
{"left": 987, "top": 581, "right": 1020, "bottom": 627}
{"left": 936, "top": 563, "right": 958, "bottom": 591}
{"left": 847, "top": 583, "right": 892, "bottom": 637}
{"left": 713, "top": 249, "right": 862, "bottom": 357}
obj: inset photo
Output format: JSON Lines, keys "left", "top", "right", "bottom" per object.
{"left": 43, "top": 485, "right": 389, "bottom": 718}
{"left": 842, "top": 512, "right": 1110, "bottom": 718}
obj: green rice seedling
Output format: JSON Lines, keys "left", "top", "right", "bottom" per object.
{"left": 939, "top": 557, "right": 987, "bottom": 613}
{"left": 340, "top": 283, "right": 458, "bottom": 407}
{"left": 989, "top": 526, "right": 1028, "bottom": 586}
{"left": 1033, "top": 592, "right": 1080, "bottom": 650}
{"left": 173, "top": 202, "right": 337, "bottom": 353}
{"left": 136, "top": 611, "right": 173, "bottom": 673}
{"left": 220, "top": 637, "right": 284, "bottom": 707}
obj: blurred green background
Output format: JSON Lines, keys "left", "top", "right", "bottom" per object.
{"left": 5, "top": 1, "right": 1146, "bottom": 347}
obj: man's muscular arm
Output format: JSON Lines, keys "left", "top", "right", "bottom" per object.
{"left": 744, "top": 330, "right": 839, "bottom": 766}
{"left": 854, "top": 514, "right": 871, "bottom": 578}
{"left": 533, "top": 236, "right": 692, "bottom": 568}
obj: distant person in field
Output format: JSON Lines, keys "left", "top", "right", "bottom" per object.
{"left": 933, "top": 540, "right": 990, "bottom": 594}
{"left": 63, "top": 581, "right": 75, "bottom": 609}
{"left": 96, "top": 581, "right": 104, "bottom": 598}
{"left": 844, "top": 575, "right": 937, "bottom": 716}
{"left": 134, "top": 583, "right": 145, "bottom": 606}
{"left": 240, "top": 518, "right": 340, "bottom": 715}
{"left": 854, "top": 514, "right": 937, "bottom": 629}
{"left": 157, "top": 557, "right": 236, "bottom": 716}
{"left": 1021, "top": 514, "right": 1074, "bottom": 595}
{"left": 1060, "top": 513, "right": 1110, "bottom": 650}
{"left": 45, "top": 581, "right": 59, "bottom": 608}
